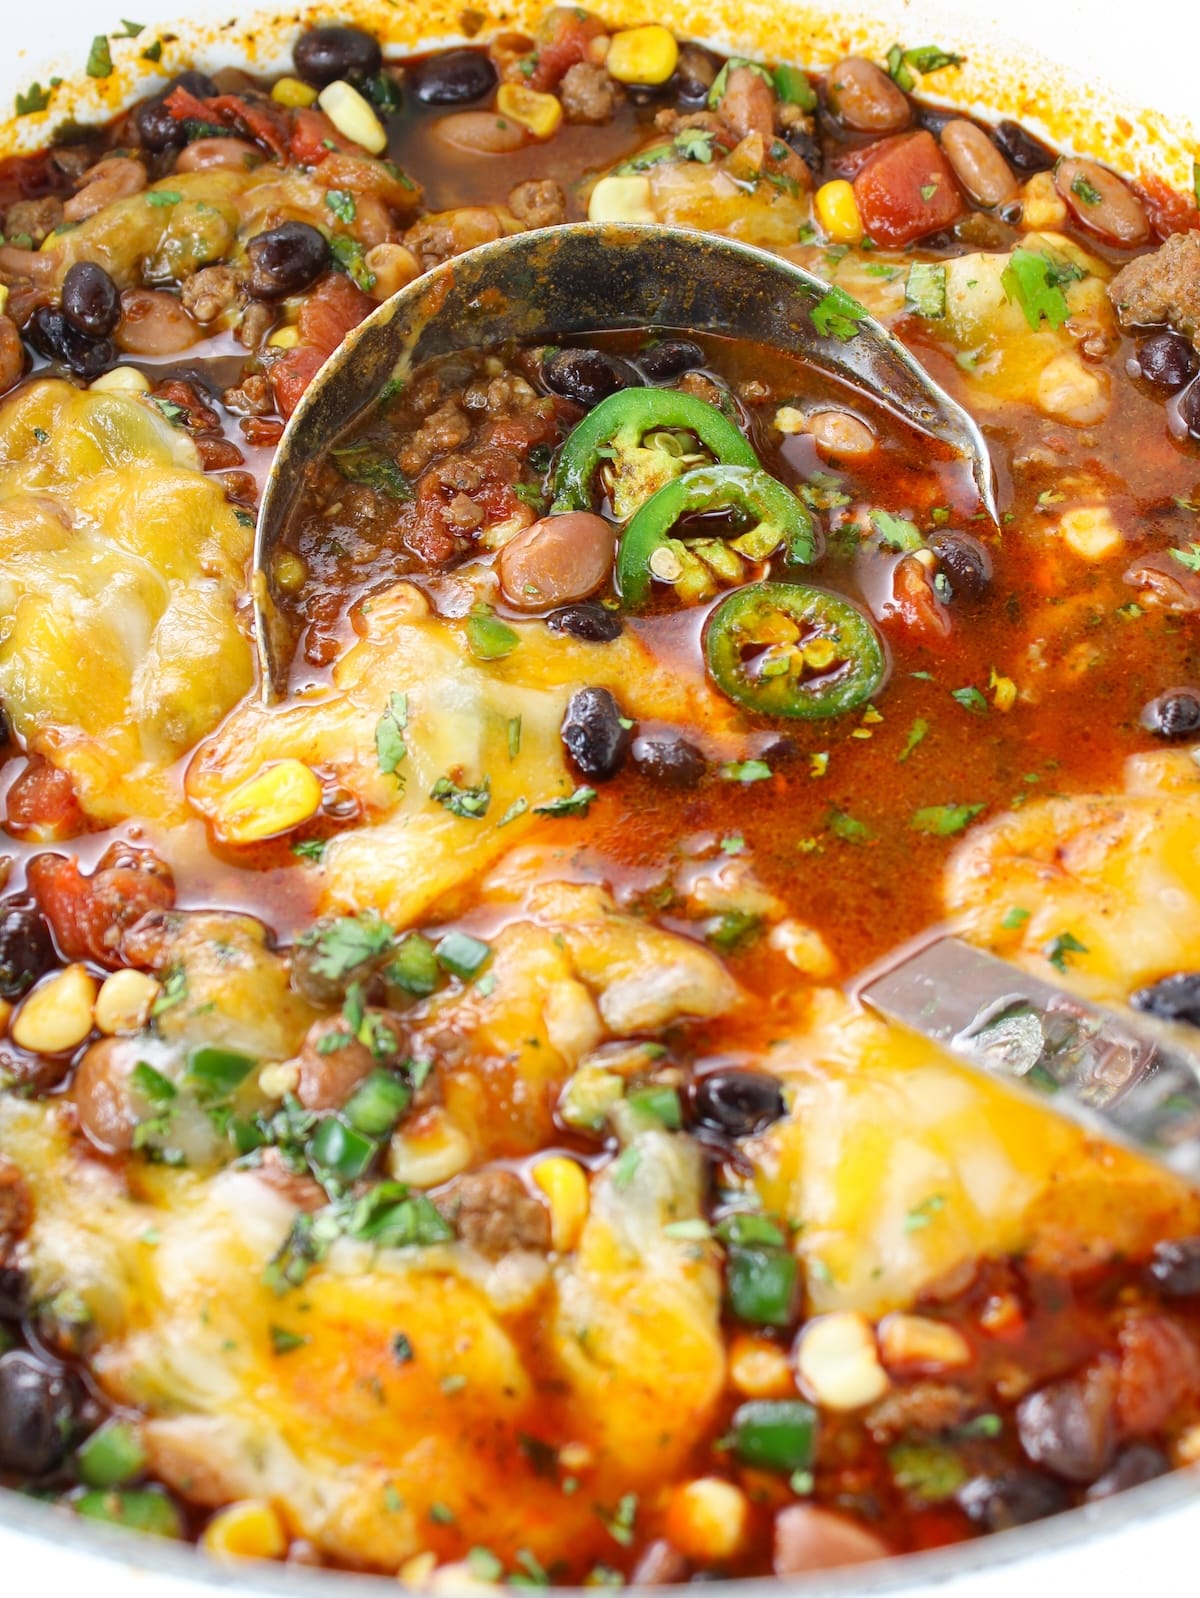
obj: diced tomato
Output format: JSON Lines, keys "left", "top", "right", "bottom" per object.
{"left": 1115, "top": 1313, "right": 1200, "bottom": 1435}
{"left": 163, "top": 84, "right": 213, "bottom": 125}
{"left": 5, "top": 758, "right": 85, "bottom": 842}
{"left": 289, "top": 107, "right": 359, "bottom": 166}
{"left": 164, "top": 86, "right": 289, "bottom": 160}
{"left": 529, "top": 6, "right": 607, "bottom": 90}
{"left": 269, "top": 273, "right": 375, "bottom": 418}
{"left": 853, "top": 130, "right": 966, "bottom": 248}
{"left": 1135, "top": 171, "right": 1200, "bottom": 240}
{"left": 884, "top": 552, "right": 952, "bottom": 643}
{"left": 27, "top": 843, "right": 175, "bottom": 968}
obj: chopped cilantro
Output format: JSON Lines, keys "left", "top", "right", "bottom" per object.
{"left": 429, "top": 1503, "right": 456, "bottom": 1525}
{"left": 300, "top": 913, "right": 393, "bottom": 983}
{"left": 86, "top": 35, "right": 114, "bottom": 78}
{"left": 773, "top": 62, "right": 816, "bottom": 110}
{"left": 810, "top": 284, "right": 870, "bottom": 341}
{"left": 870, "top": 508, "right": 923, "bottom": 551}
{"left": 899, "top": 717, "right": 929, "bottom": 761}
{"left": 374, "top": 691, "right": 408, "bottom": 786}
{"left": 1170, "top": 543, "right": 1200, "bottom": 572}
{"left": 141, "top": 39, "right": 162, "bottom": 61}
{"left": 146, "top": 189, "right": 181, "bottom": 207}
{"left": 1045, "top": 931, "right": 1088, "bottom": 972}
{"left": 707, "top": 57, "right": 773, "bottom": 109}
{"left": 599, "top": 1491, "right": 638, "bottom": 1547}
{"left": 1001, "top": 906, "right": 1031, "bottom": 930}
{"left": 910, "top": 802, "right": 983, "bottom": 835}
{"left": 827, "top": 807, "right": 873, "bottom": 843}
{"left": 117, "top": 18, "right": 144, "bottom": 35}
{"left": 150, "top": 965, "right": 187, "bottom": 1017}
{"left": 904, "top": 1192, "right": 947, "bottom": 1232}
{"left": 721, "top": 758, "right": 772, "bottom": 783}
{"left": 674, "top": 127, "right": 716, "bottom": 163}
{"left": 269, "top": 1325, "right": 308, "bottom": 1355}
{"left": 329, "top": 234, "right": 376, "bottom": 293}
{"left": 507, "top": 716, "right": 522, "bottom": 760}
{"left": 1001, "top": 247, "right": 1085, "bottom": 331}
{"left": 291, "top": 838, "right": 326, "bottom": 863}
{"left": 131, "top": 1061, "right": 177, "bottom": 1105}
{"left": 1070, "top": 172, "right": 1102, "bottom": 206}
{"left": 533, "top": 786, "right": 597, "bottom": 817}
{"left": 362, "top": 71, "right": 403, "bottom": 113}
{"left": 919, "top": 181, "right": 938, "bottom": 201}
{"left": 331, "top": 443, "right": 412, "bottom": 499}
{"left": 889, "top": 1439, "right": 967, "bottom": 1500}
{"left": 392, "top": 1331, "right": 414, "bottom": 1363}
{"left": 431, "top": 775, "right": 491, "bottom": 819}
{"left": 497, "top": 797, "right": 529, "bottom": 827}
{"left": 152, "top": 398, "right": 187, "bottom": 424}
{"left": 887, "top": 43, "right": 965, "bottom": 91}
{"left": 721, "top": 832, "right": 746, "bottom": 854}
{"left": 324, "top": 188, "right": 357, "bottom": 223}
{"left": 951, "top": 685, "right": 988, "bottom": 714}
{"left": 904, "top": 261, "right": 947, "bottom": 318}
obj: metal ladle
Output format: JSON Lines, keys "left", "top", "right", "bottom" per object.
{"left": 253, "top": 222, "right": 997, "bottom": 700}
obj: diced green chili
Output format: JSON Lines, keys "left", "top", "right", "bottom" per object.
{"left": 76, "top": 1421, "right": 147, "bottom": 1489}
{"left": 184, "top": 1045, "right": 254, "bottom": 1099}
{"left": 75, "top": 1488, "right": 183, "bottom": 1539}
{"left": 726, "top": 1243, "right": 797, "bottom": 1326}
{"left": 705, "top": 582, "right": 887, "bottom": 719}
{"left": 435, "top": 930, "right": 492, "bottom": 981}
{"left": 552, "top": 388, "right": 758, "bottom": 513}
{"left": 387, "top": 932, "right": 439, "bottom": 997}
{"left": 727, "top": 1400, "right": 817, "bottom": 1473}
{"left": 617, "top": 465, "right": 818, "bottom": 607}
{"left": 626, "top": 1084, "right": 683, "bottom": 1129}
{"left": 343, "top": 1069, "right": 411, "bottom": 1137}
{"left": 308, "top": 1117, "right": 378, "bottom": 1181}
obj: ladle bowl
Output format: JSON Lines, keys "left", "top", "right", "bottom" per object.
{"left": 253, "top": 222, "right": 998, "bottom": 699}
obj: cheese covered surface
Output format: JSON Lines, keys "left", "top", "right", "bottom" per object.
{"left": 3, "top": 6, "right": 1200, "bottom": 1586}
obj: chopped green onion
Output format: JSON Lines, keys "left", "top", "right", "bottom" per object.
{"left": 387, "top": 932, "right": 439, "bottom": 997}
{"left": 626, "top": 1084, "right": 682, "bottom": 1130}
{"left": 435, "top": 930, "right": 491, "bottom": 981}
{"left": 75, "top": 1488, "right": 183, "bottom": 1539}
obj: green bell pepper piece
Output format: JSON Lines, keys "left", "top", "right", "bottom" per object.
{"left": 617, "top": 464, "right": 818, "bottom": 606}
{"left": 552, "top": 387, "right": 758, "bottom": 513}
{"left": 728, "top": 1400, "right": 818, "bottom": 1474}
{"left": 705, "top": 581, "right": 886, "bottom": 720}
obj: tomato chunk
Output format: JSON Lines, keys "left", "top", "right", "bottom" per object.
{"left": 269, "top": 272, "right": 375, "bottom": 418}
{"left": 853, "top": 130, "right": 965, "bottom": 247}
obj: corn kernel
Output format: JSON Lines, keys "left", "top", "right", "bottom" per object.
{"left": 0, "top": 285, "right": 8, "bottom": 317}
{"left": 774, "top": 405, "right": 806, "bottom": 434}
{"left": 271, "top": 75, "right": 319, "bottom": 108}
{"left": 273, "top": 551, "right": 307, "bottom": 592}
{"left": 532, "top": 1155, "right": 590, "bottom": 1252}
{"left": 267, "top": 325, "right": 301, "bottom": 349}
{"left": 665, "top": 1477, "right": 749, "bottom": 1562}
{"left": 877, "top": 1313, "right": 972, "bottom": 1373}
{"left": 496, "top": 83, "right": 563, "bottom": 140}
{"left": 89, "top": 365, "right": 152, "bottom": 394}
{"left": 94, "top": 969, "right": 161, "bottom": 1036}
{"left": 814, "top": 180, "right": 863, "bottom": 245}
{"left": 12, "top": 965, "right": 97, "bottom": 1055}
{"left": 259, "top": 1061, "right": 301, "bottom": 1098}
{"left": 215, "top": 759, "right": 323, "bottom": 845}
{"left": 794, "top": 1312, "right": 889, "bottom": 1411}
{"left": 400, "top": 1552, "right": 438, "bottom": 1588}
{"left": 990, "top": 670, "right": 1017, "bottom": 712}
{"left": 1175, "top": 1425, "right": 1200, "bottom": 1466}
{"left": 605, "top": 24, "right": 679, "bottom": 86}
{"left": 201, "top": 1499, "right": 287, "bottom": 1561}
{"left": 317, "top": 79, "right": 387, "bottom": 154}
{"left": 729, "top": 1333, "right": 794, "bottom": 1398}
{"left": 587, "top": 174, "right": 657, "bottom": 225}
{"left": 388, "top": 1109, "right": 472, "bottom": 1187}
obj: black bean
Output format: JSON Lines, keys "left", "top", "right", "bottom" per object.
{"left": 543, "top": 348, "right": 637, "bottom": 409}
{"left": 636, "top": 338, "right": 705, "bottom": 382}
{"left": 1134, "top": 330, "right": 1199, "bottom": 394}
{"left": 632, "top": 734, "right": 706, "bottom": 788}
{"left": 293, "top": 24, "right": 382, "bottom": 87}
{"left": 957, "top": 1470, "right": 1069, "bottom": 1532}
{"left": 690, "top": 1070, "right": 786, "bottom": 1138}
{"left": 561, "top": 687, "right": 631, "bottom": 781}
{"left": 0, "top": 898, "right": 55, "bottom": 1002}
{"left": 60, "top": 261, "right": 121, "bottom": 340}
{"left": 673, "top": 45, "right": 718, "bottom": 108}
{"left": 1179, "top": 380, "right": 1200, "bottom": 440}
{"left": 1147, "top": 1235, "right": 1200, "bottom": 1295}
{"left": 26, "top": 307, "right": 115, "bottom": 380}
{"left": 133, "top": 71, "right": 218, "bottom": 152}
{"left": 547, "top": 603, "right": 623, "bottom": 642}
{"left": 411, "top": 48, "right": 497, "bottom": 105}
{"left": 1140, "top": 688, "right": 1200, "bottom": 741}
{"left": 245, "top": 222, "right": 331, "bottom": 300}
{"left": 1016, "top": 1367, "right": 1118, "bottom": 1483}
{"left": 916, "top": 106, "right": 958, "bottom": 137}
{"left": 991, "top": 119, "right": 1056, "bottom": 173}
{"left": 1086, "top": 1444, "right": 1170, "bottom": 1500}
{"left": 929, "top": 530, "right": 993, "bottom": 601}
{"left": 783, "top": 125, "right": 822, "bottom": 177}
{"left": 1132, "top": 971, "right": 1200, "bottom": 1027}
{"left": 0, "top": 1352, "right": 78, "bottom": 1476}
{"left": 0, "top": 1267, "right": 25, "bottom": 1322}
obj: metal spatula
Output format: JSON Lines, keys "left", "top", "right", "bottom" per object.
{"left": 859, "top": 935, "right": 1200, "bottom": 1183}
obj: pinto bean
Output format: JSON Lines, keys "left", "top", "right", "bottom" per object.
{"left": 0, "top": 318, "right": 24, "bottom": 397}
{"left": 434, "top": 111, "right": 529, "bottom": 153}
{"left": 1055, "top": 158, "right": 1149, "bottom": 246}
{"left": 825, "top": 56, "right": 910, "bottom": 134}
{"left": 115, "top": 289, "right": 201, "bottom": 355}
{"left": 772, "top": 1505, "right": 890, "bottom": 1574}
{"left": 174, "top": 137, "right": 264, "bottom": 172}
{"left": 809, "top": 410, "right": 876, "bottom": 460}
{"left": 497, "top": 510, "right": 617, "bottom": 610}
{"left": 72, "top": 1038, "right": 143, "bottom": 1153}
{"left": 717, "top": 64, "right": 776, "bottom": 140}
{"left": 940, "top": 119, "right": 1018, "bottom": 208}
{"left": 292, "top": 1014, "right": 402, "bottom": 1111}
{"left": 63, "top": 157, "right": 147, "bottom": 224}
